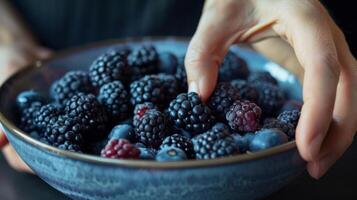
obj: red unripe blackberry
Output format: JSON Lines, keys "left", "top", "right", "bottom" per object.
{"left": 226, "top": 100, "right": 262, "bottom": 132}
{"left": 101, "top": 139, "right": 140, "bottom": 159}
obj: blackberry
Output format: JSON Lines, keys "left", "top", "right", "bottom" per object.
{"left": 254, "top": 82, "right": 286, "bottom": 117}
{"left": 174, "top": 56, "right": 188, "bottom": 92}
{"left": 130, "top": 75, "right": 165, "bottom": 107}
{"left": 160, "top": 134, "right": 195, "bottom": 159}
{"left": 226, "top": 100, "right": 262, "bottom": 132}
{"left": 98, "top": 81, "right": 130, "bottom": 122}
{"left": 211, "top": 123, "right": 231, "bottom": 135}
{"left": 156, "top": 147, "right": 187, "bottom": 162}
{"left": 128, "top": 45, "right": 159, "bottom": 81}
{"left": 277, "top": 109, "right": 301, "bottom": 128}
{"left": 158, "top": 51, "right": 178, "bottom": 74}
{"left": 34, "top": 104, "right": 61, "bottom": 131}
{"left": 168, "top": 92, "right": 215, "bottom": 135}
{"left": 20, "top": 102, "right": 42, "bottom": 132}
{"left": 231, "top": 80, "right": 259, "bottom": 103}
{"left": 42, "top": 115, "right": 84, "bottom": 152}
{"left": 101, "top": 139, "right": 140, "bottom": 159}
{"left": 208, "top": 82, "right": 240, "bottom": 120}
{"left": 133, "top": 102, "right": 158, "bottom": 126}
{"left": 219, "top": 51, "right": 249, "bottom": 81}
{"left": 156, "top": 74, "right": 179, "bottom": 104}
{"left": 134, "top": 109, "right": 167, "bottom": 148}
{"left": 248, "top": 71, "right": 278, "bottom": 85}
{"left": 51, "top": 71, "right": 94, "bottom": 104}
{"left": 263, "top": 119, "right": 295, "bottom": 139}
{"left": 64, "top": 93, "right": 109, "bottom": 141}
{"left": 192, "top": 127, "right": 238, "bottom": 159}
{"left": 16, "top": 90, "right": 46, "bottom": 110}
{"left": 89, "top": 49, "right": 129, "bottom": 87}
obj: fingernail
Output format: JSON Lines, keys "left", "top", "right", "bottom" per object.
{"left": 189, "top": 81, "right": 199, "bottom": 94}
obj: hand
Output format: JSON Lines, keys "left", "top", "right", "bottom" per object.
{"left": 0, "top": 40, "right": 51, "bottom": 172}
{"left": 185, "top": 0, "right": 357, "bottom": 179}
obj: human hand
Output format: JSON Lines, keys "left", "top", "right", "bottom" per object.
{"left": 0, "top": 40, "right": 51, "bottom": 172}
{"left": 185, "top": 0, "right": 357, "bottom": 179}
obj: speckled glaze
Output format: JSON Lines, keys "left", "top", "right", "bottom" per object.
{"left": 0, "top": 38, "right": 305, "bottom": 200}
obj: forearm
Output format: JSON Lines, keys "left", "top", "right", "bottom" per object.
{"left": 0, "top": 0, "right": 36, "bottom": 44}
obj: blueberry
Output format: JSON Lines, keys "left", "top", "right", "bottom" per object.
{"left": 139, "top": 148, "right": 156, "bottom": 160}
{"left": 249, "top": 129, "right": 288, "bottom": 152}
{"left": 16, "top": 90, "right": 45, "bottom": 110}
{"left": 156, "top": 147, "right": 187, "bottom": 162}
{"left": 232, "top": 132, "right": 255, "bottom": 153}
{"left": 158, "top": 52, "right": 178, "bottom": 74}
{"left": 108, "top": 124, "right": 135, "bottom": 142}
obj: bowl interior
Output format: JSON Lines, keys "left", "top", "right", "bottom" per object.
{"left": 0, "top": 38, "right": 302, "bottom": 166}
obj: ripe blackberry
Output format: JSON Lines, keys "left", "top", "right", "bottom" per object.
{"left": 156, "top": 74, "right": 179, "bottom": 104}
{"left": 101, "top": 139, "right": 140, "bottom": 159}
{"left": 89, "top": 48, "right": 129, "bottom": 88}
{"left": 231, "top": 80, "right": 259, "bottom": 103}
{"left": 158, "top": 51, "right": 178, "bottom": 74}
{"left": 42, "top": 115, "right": 83, "bottom": 152}
{"left": 168, "top": 92, "right": 215, "bottom": 135}
{"left": 16, "top": 90, "right": 46, "bottom": 110}
{"left": 128, "top": 45, "right": 159, "bottom": 81}
{"left": 34, "top": 104, "right": 61, "bottom": 131}
{"left": 98, "top": 81, "right": 130, "bottom": 122}
{"left": 160, "top": 134, "right": 195, "bottom": 159}
{"left": 64, "top": 93, "right": 109, "bottom": 141}
{"left": 134, "top": 109, "right": 167, "bottom": 148}
{"left": 263, "top": 119, "right": 295, "bottom": 139}
{"left": 130, "top": 75, "right": 165, "bottom": 107}
{"left": 226, "top": 100, "right": 262, "bottom": 132}
{"left": 248, "top": 71, "right": 278, "bottom": 85}
{"left": 254, "top": 82, "right": 286, "bottom": 117}
{"left": 277, "top": 109, "right": 301, "bottom": 128}
{"left": 51, "top": 71, "right": 94, "bottom": 104}
{"left": 208, "top": 82, "right": 240, "bottom": 120}
{"left": 20, "top": 102, "right": 42, "bottom": 132}
{"left": 174, "top": 56, "right": 188, "bottom": 92}
{"left": 219, "top": 51, "right": 249, "bottom": 81}
{"left": 133, "top": 102, "right": 157, "bottom": 126}
{"left": 192, "top": 128, "right": 238, "bottom": 159}
{"left": 156, "top": 147, "right": 187, "bottom": 162}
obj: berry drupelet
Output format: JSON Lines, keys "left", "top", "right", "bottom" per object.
{"left": 134, "top": 109, "right": 167, "bottom": 148}
{"left": 168, "top": 92, "right": 215, "bottom": 135}
{"left": 160, "top": 134, "right": 195, "bottom": 159}
{"left": 128, "top": 45, "right": 159, "bottom": 81}
{"left": 64, "top": 93, "right": 108, "bottom": 141}
{"left": 277, "top": 109, "right": 301, "bottom": 128}
{"left": 97, "top": 81, "right": 130, "bottom": 122}
{"left": 219, "top": 51, "right": 249, "bottom": 81}
{"left": 226, "top": 100, "right": 262, "bottom": 132}
{"left": 101, "top": 139, "right": 140, "bottom": 159}
{"left": 51, "top": 71, "right": 94, "bottom": 104}
{"left": 89, "top": 48, "right": 129, "bottom": 88}
{"left": 208, "top": 82, "right": 241, "bottom": 121}
{"left": 231, "top": 79, "right": 259, "bottom": 104}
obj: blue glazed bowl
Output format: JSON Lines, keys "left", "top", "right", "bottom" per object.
{"left": 0, "top": 38, "right": 305, "bottom": 200}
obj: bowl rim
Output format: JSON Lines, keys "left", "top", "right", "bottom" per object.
{"left": 0, "top": 36, "right": 299, "bottom": 169}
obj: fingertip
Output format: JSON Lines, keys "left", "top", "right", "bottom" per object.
{"left": 307, "top": 161, "right": 323, "bottom": 179}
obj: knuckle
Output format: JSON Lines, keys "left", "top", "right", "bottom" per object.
{"left": 314, "top": 54, "right": 341, "bottom": 79}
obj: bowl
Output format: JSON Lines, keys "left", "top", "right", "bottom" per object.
{"left": 0, "top": 37, "right": 305, "bottom": 200}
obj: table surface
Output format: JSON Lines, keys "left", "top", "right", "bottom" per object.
{"left": 0, "top": 140, "right": 356, "bottom": 200}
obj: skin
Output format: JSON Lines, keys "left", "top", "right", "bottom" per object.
{"left": 185, "top": 0, "right": 357, "bottom": 179}
{"left": 1, "top": 0, "right": 356, "bottom": 179}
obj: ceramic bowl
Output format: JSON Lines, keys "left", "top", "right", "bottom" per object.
{"left": 0, "top": 38, "right": 305, "bottom": 200}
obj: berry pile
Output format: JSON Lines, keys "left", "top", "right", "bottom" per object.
{"left": 16, "top": 44, "right": 302, "bottom": 161}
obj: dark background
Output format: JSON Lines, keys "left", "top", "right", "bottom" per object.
{"left": 1, "top": 1, "right": 356, "bottom": 200}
